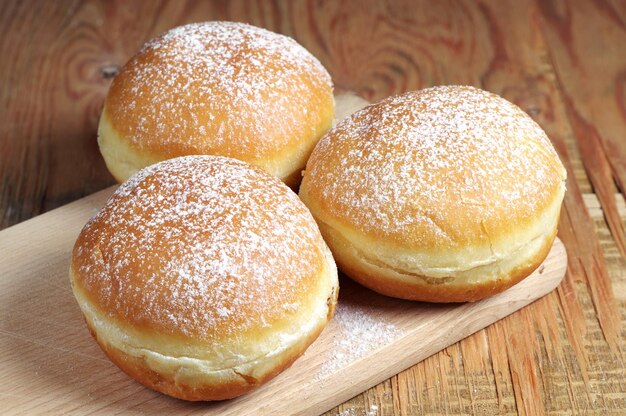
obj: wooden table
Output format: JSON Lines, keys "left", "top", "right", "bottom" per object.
{"left": 1, "top": 1, "right": 624, "bottom": 414}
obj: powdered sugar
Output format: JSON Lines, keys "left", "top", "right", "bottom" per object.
{"left": 107, "top": 21, "right": 332, "bottom": 158}
{"left": 305, "top": 86, "right": 565, "bottom": 244}
{"left": 316, "top": 303, "right": 402, "bottom": 379}
{"left": 74, "top": 156, "right": 326, "bottom": 340}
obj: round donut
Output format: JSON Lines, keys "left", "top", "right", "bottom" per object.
{"left": 98, "top": 21, "right": 334, "bottom": 187}
{"left": 299, "top": 85, "right": 566, "bottom": 303}
{"left": 70, "top": 155, "right": 338, "bottom": 400}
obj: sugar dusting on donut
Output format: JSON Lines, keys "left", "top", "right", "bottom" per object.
{"left": 106, "top": 21, "right": 333, "bottom": 157}
{"left": 73, "top": 156, "right": 326, "bottom": 340}
{"left": 306, "top": 86, "right": 566, "bottom": 244}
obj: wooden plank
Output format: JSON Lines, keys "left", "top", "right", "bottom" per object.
{"left": 0, "top": 184, "right": 566, "bottom": 414}
{"left": 538, "top": 0, "right": 626, "bottom": 258}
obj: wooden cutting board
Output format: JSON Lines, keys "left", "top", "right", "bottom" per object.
{"left": 0, "top": 94, "right": 567, "bottom": 415}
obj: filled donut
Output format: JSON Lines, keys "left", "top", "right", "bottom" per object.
{"left": 70, "top": 155, "right": 338, "bottom": 400}
{"left": 300, "top": 85, "right": 566, "bottom": 302}
{"left": 98, "top": 22, "right": 334, "bottom": 187}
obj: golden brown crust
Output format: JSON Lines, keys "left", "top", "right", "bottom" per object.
{"left": 70, "top": 155, "right": 339, "bottom": 400}
{"left": 333, "top": 225, "right": 558, "bottom": 303}
{"left": 300, "top": 85, "right": 567, "bottom": 302}
{"left": 300, "top": 86, "right": 566, "bottom": 250}
{"left": 83, "top": 308, "right": 331, "bottom": 401}
{"left": 100, "top": 21, "right": 334, "bottom": 184}
{"left": 72, "top": 156, "right": 329, "bottom": 341}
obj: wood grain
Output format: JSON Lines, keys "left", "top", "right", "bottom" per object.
{"left": 0, "top": 0, "right": 624, "bottom": 414}
{"left": 539, "top": 0, "right": 626, "bottom": 259}
{"left": 0, "top": 183, "right": 566, "bottom": 415}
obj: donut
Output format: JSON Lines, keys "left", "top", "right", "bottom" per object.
{"left": 98, "top": 22, "right": 334, "bottom": 187}
{"left": 299, "top": 86, "right": 566, "bottom": 303}
{"left": 70, "top": 155, "right": 338, "bottom": 400}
